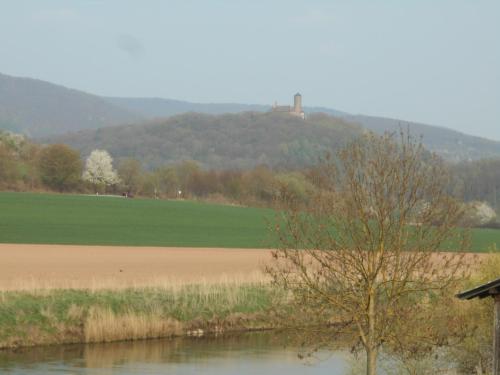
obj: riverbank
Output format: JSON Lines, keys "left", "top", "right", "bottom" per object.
{"left": 0, "top": 282, "right": 282, "bottom": 349}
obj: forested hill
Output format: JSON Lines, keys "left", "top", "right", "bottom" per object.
{"left": 0, "top": 73, "right": 141, "bottom": 137}
{"left": 107, "top": 97, "right": 500, "bottom": 162}
{"left": 49, "top": 112, "right": 363, "bottom": 170}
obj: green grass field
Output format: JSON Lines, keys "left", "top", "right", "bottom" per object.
{"left": 0, "top": 192, "right": 500, "bottom": 251}
{"left": 0, "top": 192, "right": 273, "bottom": 248}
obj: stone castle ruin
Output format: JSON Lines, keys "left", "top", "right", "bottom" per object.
{"left": 271, "top": 93, "right": 305, "bottom": 119}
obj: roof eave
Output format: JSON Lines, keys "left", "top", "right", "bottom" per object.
{"left": 456, "top": 278, "right": 500, "bottom": 300}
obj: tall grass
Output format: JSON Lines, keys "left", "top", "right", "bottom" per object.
{"left": 84, "top": 306, "right": 183, "bottom": 342}
{"left": 2, "top": 271, "right": 269, "bottom": 292}
{"left": 0, "top": 280, "right": 281, "bottom": 349}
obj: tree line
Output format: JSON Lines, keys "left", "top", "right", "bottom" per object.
{"left": 451, "top": 158, "right": 500, "bottom": 211}
{"left": 1, "top": 130, "right": 500, "bottom": 224}
{"left": 0, "top": 131, "right": 315, "bottom": 206}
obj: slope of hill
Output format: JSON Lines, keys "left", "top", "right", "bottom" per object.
{"left": 105, "top": 97, "right": 270, "bottom": 118}
{"left": 346, "top": 114, "right": 500, "bottom": 162}
{"left": 106, "top": 96, "right": 500, "bottom": 162}
{"left": 50, "top": 112, "right": 363, "bottom": 169}
{"left": 0, "top": 73, "right": 141, "bottom": 137}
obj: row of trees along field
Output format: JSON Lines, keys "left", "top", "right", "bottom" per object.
{"left": 0, "top": 129, "right": 500, "bottom": 224}
{"left": 451, "top": 158, "right": 500, "bottom": 210}
{"left": 0, "top": 130, "right": 315, "bottom": 206}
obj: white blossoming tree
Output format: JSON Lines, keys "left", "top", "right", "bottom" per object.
{"left": 462, "top": 200, "right": 497, "bottom": 227}
{"left": 82, "top": 149, "right": 119, "bottom": 193}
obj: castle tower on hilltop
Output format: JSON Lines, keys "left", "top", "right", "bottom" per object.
{"left": 271, "top": 93, "right": 305, "bottom": 120}
{"left": 294, "top": 92, "right": 302, "bottom": 114}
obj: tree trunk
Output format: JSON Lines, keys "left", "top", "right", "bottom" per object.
{"left": 475, "top": 361, "right": 483, "bottom": 375}
{"left": 366, "top": 290, "right": 377, "bottom": 375}
{"left": 494, "top": 295, "right": 500, "bottom": 375}
{"left": 366, "top": 346, "right": 377, "bottom": 375}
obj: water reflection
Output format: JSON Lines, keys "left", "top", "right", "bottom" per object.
{"left": 0, "top": 332, "right": 352, "bottom": 374}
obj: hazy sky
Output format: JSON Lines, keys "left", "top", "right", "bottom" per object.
{"left": 0, "top": 1, "right": 499, "bottom": 139}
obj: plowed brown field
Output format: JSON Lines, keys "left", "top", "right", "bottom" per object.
{"left": 0, "top": 244, "right": 273, "bottom": 290}
{"left": 0, "top": 244, "right": 487, "bottom": 291}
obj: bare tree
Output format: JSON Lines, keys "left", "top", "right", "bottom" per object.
{"left": 267, "top": 131, "right": 469, "bottom": 375}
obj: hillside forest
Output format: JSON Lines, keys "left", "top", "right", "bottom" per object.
{"left": 50, "top": 112, "right": 363, "bottom": 170}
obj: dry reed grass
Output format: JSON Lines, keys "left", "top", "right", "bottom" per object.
{"left": 0, "top": 271, "right": 270, "bottom": 293}
{"left": 84, "top": 306, "right": 184, "bottom": 343}
{"left": 0, "top": 276, "right": 278, "bottom": 348}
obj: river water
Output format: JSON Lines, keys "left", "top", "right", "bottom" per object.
{"left": 0, "top": 332, "right": 356, "bottom": 375}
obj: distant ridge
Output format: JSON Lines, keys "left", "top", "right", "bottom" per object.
{"left": 1, "top": 72, "right": 500, "bottom": 162}
{"left": 0, "top": 73, "right": 141, "bottom": 137}
{"left": 105, "top": 97, "right": 270, "bottom": 118}
{"left": 347, "top": 114, "right": 500, "bottom": 162}
{"left": 106, "top": 96, "right": 348, "bottom": 119}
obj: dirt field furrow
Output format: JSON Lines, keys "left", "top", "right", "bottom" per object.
{"left": 0, "top": 244, "right": 273, "bottom": 290}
